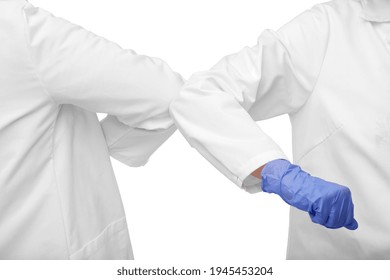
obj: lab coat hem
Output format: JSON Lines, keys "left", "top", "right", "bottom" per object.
{"left": 69, "top": 216, "right": 132, "bottom": 260}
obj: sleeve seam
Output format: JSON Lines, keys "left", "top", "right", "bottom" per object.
{"left": 275, "top": 4, "right": 331, "bottom": 116}
{"left": 294, "top": 4, "right": 331, "bottom": 114}
{"left": 21, "top": 4, "right": 59, "bottom": 107}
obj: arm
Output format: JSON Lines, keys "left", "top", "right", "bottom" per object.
{"left": 251, "top": 166, "right": 265, "bottom": 179}
{"left": 170, "top": 5, "right": 358, "bottom": 229}
{"left": 170, "top": 5, "right": 329, "bottom": 191}
{"left": 23, "top": 3, "right": 184, "bottom": 166}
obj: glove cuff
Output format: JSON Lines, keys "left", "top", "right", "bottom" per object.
{"left": 261, "top": 159, "right": 291, "bottom": 194}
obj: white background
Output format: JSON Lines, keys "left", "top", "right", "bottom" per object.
{"left": 2, "top": 0, "right": 389, "bottom": 279}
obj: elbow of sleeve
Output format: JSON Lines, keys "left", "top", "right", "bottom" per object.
{"left": 168, "top": 89, "right": 192, "bottom": 129}
{"left": 168, "top": 88, "right": 184, "bottom": 120}
{"left": 161, "top": 87, "right": 180, "bottom": 113}
{"left": 168, "top": 78, "right": 196, "bottom": 120}
{"left": 168, "top": 94, "right": 179, "bottom": 117}
{"left": 157, "top": 74, "right": 184, "bottom": 119}
{"left": 118, "top": 75, "right": 184, "bottom": 131}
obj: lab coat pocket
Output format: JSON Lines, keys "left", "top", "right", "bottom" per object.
{"left": 289, "top": 84, "right": 346, "bottom": 165}
{"left": 294, "top": 123, "right": 344, "bottom": 164}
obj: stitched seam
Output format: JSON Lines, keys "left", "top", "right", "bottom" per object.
{"left": 106, "top": 126, "right": 133, "bottom": 148}
{"left": 47, "top": 107, "right": 71, "bottom": 259}
{"left": 50, "top": 108, "right": 71, "bottom": 259}
{"left": 293, "top": 5, "right": 331, "bottom": 115}
{"left": 21, "top": 2, "right": 70, "bottom": 258}
{"left": 295, "top": 124, "right": 344, "bottom": 164}
{"left": 21, "top": 3, "right": 59, "bottom": 106}
{"left": 69, "top": 216, "right": 126, "bottom": 258}
{"left": 280, "top": 4, "right": 332, "bottom": 115}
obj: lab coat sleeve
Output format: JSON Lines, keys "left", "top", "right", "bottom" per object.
{"left": 22, "top": 4, "right": 184, "bottom": 166}
{"left": 170, "top": 4, "right": 329, "bottom": 192}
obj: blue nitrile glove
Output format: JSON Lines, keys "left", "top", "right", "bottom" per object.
{"left": 261, "top": 159, "right": 358, "bottom": 230}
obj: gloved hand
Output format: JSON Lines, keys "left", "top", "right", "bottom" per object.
{"left": 261, "top": 159, "right": 358, "bottom": 230}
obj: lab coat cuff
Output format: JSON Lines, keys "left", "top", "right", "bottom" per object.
{"left": 108, "top": 152, "right": 150, "bottom": 167}
{"left": 236, "top": 150, "right": 289, "bottom": 193}
{"left": 100, "top": 115, "right": 176, "bottom": 167}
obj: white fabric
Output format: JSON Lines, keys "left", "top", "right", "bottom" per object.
{"left": 170, "top": 0, "right": 390, "bottom": 259}
{"left": 0, "top": 0, "right": 183, "bottom": 259}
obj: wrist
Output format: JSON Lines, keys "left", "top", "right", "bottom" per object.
{"left": 261, "top": 159, "right": 291, "bottom": 194}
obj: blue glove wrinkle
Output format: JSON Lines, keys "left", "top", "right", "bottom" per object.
{"left": 261, "top": 159, "right": 358, "bottom": 230}
{"left": 280, "top": 168, "right": 311, "bottom": 212}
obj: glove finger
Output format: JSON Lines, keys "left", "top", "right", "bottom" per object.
{"left": 342, "top": 192, "right": 358, "bottom": 230}
{"left": 309, "top": 210, "right": 328, "bottom": 226}
{"left": 345, "top": 218, "right": 358, "bottom": 230}
{"left": 326, "top": 191, "right": 352, "bottom": 229}
{"left": 344, "top": 201, "right": 358, "bottom": 230}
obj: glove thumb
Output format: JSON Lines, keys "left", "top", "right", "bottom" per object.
{"left": 345, "top": 218, "right": 358, "bottom": 230}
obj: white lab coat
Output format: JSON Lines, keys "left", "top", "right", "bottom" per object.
{"left": 170, "top": 0, "right": 390, "bottom": 259}
{"left": 0, "top": 0, "right": 183, "bottom": 259}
